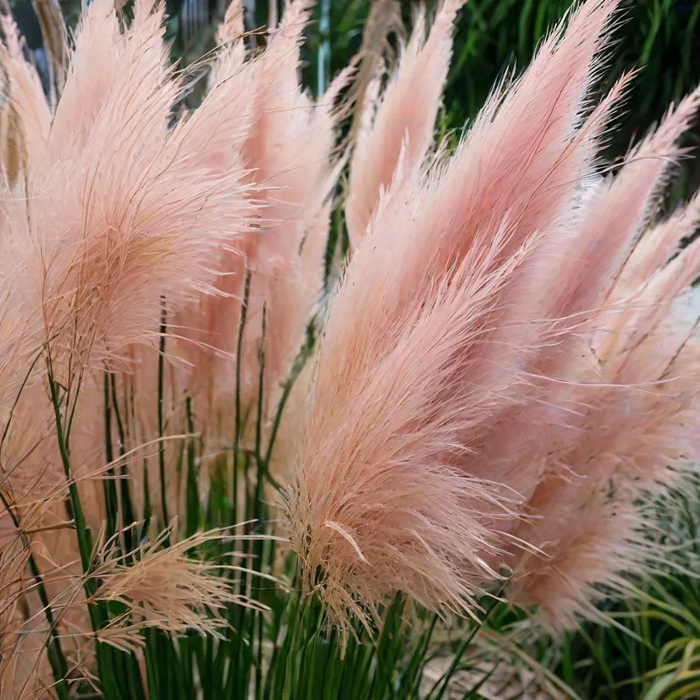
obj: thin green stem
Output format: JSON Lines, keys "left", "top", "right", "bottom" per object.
{"left": 110, "top": 373, "right": 135, "bottom": 552}
{"left": 185, "top": 396, "right": 199, "bottom": 537}
{"left": 103, "top": 373, "right": 118, "bottom": 537}
{"left": 429, "top": 584, "right": 507, "bottom": 700}
{"left": 262, "top": 325, "right": 315, "bottom": 486}
{"left": 47, "top": 368, "right": 91, "bottom": 577}
{"left": 46, "top": 353, "right": 114, "bottom": 695}
{"left": 253, "top": 306, "right": 267, "bottom": 700}
{"left": 232, "top": 269, "right": 251, "bottom": 515}
{"left": 157, "top": 297, "right": 169, "bottom": 530}
{"left": 0, "top": 351, "right": 41, "bottom": 458}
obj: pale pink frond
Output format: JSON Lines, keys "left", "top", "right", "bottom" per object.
{"left": 345, "top": 0, "right": 466, "bottom": 246}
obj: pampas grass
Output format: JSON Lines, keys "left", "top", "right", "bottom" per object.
{"left": 291, "top": 0, "right": 700, "bottom": 631}
{"left": 1, "top": 0, "right": 700, "bottom": 697}
{"left": 345, "top": 0, "right": 465, "bottom": 246}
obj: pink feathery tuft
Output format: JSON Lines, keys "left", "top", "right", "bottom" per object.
{"left": 288, "top": 0, "right": 700, "bottom": 630}
{"left": 0, "top": 0, "right": 254, "bottom": 381}
{"left": 504, "top": 91, "right": 700, "bottom": 624}
{"left": 229, "top": 0, "right": 344, "bottom": 437}
{"left": 615, "top": 190, "right": 700, "bottom": 298}
{"left": 0, "top": 2, "right": 257, "bottom": 674}
{"left": 288, "top": 226, "right": 539, "bottom": 630}
{"left": 0, "top": 14, "right": 51, "bottom": 176}
{"left": 345, "top": 0, "right": 466, "bottom": 246}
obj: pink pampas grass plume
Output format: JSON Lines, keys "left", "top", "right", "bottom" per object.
{"left": 0, "top": 15, "right": 50, "bottom": 181}
{"left": 501, "top": 93, "right": 700, "bottom": 626}
{"left": 507, "top": 330, "right": 700, "bottom": 628}
{"left": 0, "top": 0, "right": 252, "bottom": 383}
{"left": 0, "top": 0, "right": 252, "bottom": 538}
{"left": 201, "top": 0, "right": 348, "bottom": 450}
{"left": 345, "top": 0, "right": 466, "bottom": 247}
{"left": 287, "top": 0, "right": 700, "bottom": 631}
{"left": 168, "top": 0, "right": 347, "bottom": 466}
{"left": 457, "top": 82, "right": 700, "bottom": 528}
{"left": 89, "top": 526, "right": 267, "bottom": 653}
{"left": 344, "top": 0, "right": 402, "bottom": 143}
{"left": 0, "top": 0, "right": 254, "bottom": 480}
{"left": 288, "top": 228, "right": 537, "bottom": 631}
{"left": 0, "top": 1, "right": 258, "bottom": 684}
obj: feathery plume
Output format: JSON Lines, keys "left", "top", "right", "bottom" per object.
{"left": 0, "top": 14, "right": 50, "bottom": 178}
{"left": 288, "top": 228, "right": 538, "bottom": 631}
{"left": 345, "top": 0, "right": 466, "bottom": 246}
{"left": 344, "top": 0, "right": 402, "bottom": 143}
{"left": 91, "top": 527, "right": 267, "bottom": 651}
{"left": 288, "top": 0, "right": 700, "bottom": 632}
{"left": 502, "top": 93, "right": 700, "bottom": 625}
